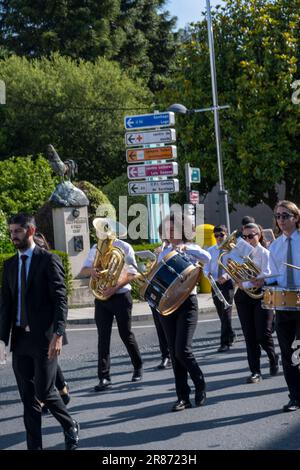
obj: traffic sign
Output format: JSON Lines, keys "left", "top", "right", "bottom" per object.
{"left": 189, "top": 190, "right": 200, "bottom": 204}
{"left": 190, "top": 167, "right": 201, "bottom": 183}
{"left": 126, "top": 146, "right": 177, "bottom": 163}
{"left": 128, "top": 179, "right": 179, "bottom": 195}
{"left": 127, "top": 162, "right": 178, "bottom": 179}
{"left": 125, "top": 129, "right": 176, "bottom": 147}
{"left": 124, "top": 112, "right": 175, "bottom": 130}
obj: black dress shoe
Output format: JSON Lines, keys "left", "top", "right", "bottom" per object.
{"left": 132, "top": 368, "right": 143, "bottom": 382}
{"left": 195, "top": 389, "right": 206, "bottom": 407}
{"left": 171, "top": 399, "right": 192, "bottom": 412}
{"left": 94, "top": 378, "right": 112, "bottom": 392}
{"left": 282, "top": 399, "right": 300, "bottom": 412}
{"left": 64, "top": 420, "right": 79, "bottom": 450}
{"left": 246, "top": 373, "right": 262, "bottom": 384}
{"left": 270, "top": 354, "right": 280, "bottom": 376}
{"left": 217, "top": 345, "right": 230, "bottom": 353}
{"left": 157, "top": 358, "right": 171, "bottom": 369}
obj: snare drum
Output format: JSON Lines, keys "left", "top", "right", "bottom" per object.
{"left": 262, "top": 286, "right": 300, "bottom": 311}
{"left": 140, "top": 250, "right": 202, "bottom": 316}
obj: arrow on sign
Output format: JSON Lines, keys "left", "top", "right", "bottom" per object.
{"left": 126, "top": 118, "right": 134, "bottom": 128}
{"left": 130, "top": 184, "right": 139, "bottom": 193}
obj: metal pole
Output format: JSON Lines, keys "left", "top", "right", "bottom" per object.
{"left": 206, "top": 0, "right": 231, "bottom": 232}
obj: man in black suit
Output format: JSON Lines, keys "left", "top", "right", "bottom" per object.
{"left": 0, "top": 213, "right": 79, "bottom": 450}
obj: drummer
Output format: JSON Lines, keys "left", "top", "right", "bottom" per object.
{"left": 266, "top": 200, "right": 300, "bottom": 412}
{"left": 156, "top": 211, "right": 211, "bottom": 412}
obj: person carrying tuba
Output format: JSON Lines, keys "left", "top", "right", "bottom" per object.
{"left": 79, "top": 217, "right": 143, "bottom": 392}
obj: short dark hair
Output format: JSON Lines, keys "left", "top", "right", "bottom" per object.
{"left": 7, "top": 213, "right": 36, "bottom": 229}
{"left": 241, "top": 215, "right": 255, "bottom": 226}
{"left": 213, "top": 224, "right": 227, "bottom": 234}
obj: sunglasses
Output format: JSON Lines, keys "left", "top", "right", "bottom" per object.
{"left": 214, "top": 233, "right": 225, "bottom": 238}
{"left": 242, "top": 233, "right": 259, "bottom": 240}
{"left": 274, "top": 212, "right": 294, "bottom": 220}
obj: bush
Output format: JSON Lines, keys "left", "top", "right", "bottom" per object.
{"left": 0, "top": 209, "right": 14, "bottom": 254}
{"left": 0, "top": 154, "right": 57, "bottom": 216}
{"left": 0, "top": 250, "right": 73, "bottom": 296}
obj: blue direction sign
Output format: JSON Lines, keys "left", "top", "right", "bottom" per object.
{"left": 124, "top": 112, "right": 175, "bottom": 130}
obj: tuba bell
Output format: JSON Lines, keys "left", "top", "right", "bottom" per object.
{"left": 89, "top": 218, "right": 126, "bottom": 301}
{"left": 217, "top": 230, "right": 263, "bottom": 299}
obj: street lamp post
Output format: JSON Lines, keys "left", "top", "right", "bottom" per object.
{"left": 167, "top": 0, "right": 231, "bottom": 232}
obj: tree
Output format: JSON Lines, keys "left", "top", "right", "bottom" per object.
{"left": 159, "top": 0, "right": 300, "bottom": 209}
{"left": 0, "top": 54, "right": 151, "bottom": 185}
{"left": 0, "top": 0, "right": 177, "bottom": 91}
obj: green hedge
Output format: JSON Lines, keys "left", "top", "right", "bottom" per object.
{"left": 0, "top": 250, "right": 73, "bottom": 296}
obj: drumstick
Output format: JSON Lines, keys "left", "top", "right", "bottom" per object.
{"left": 284, "top": 262, "right": 300, "bottom": 271}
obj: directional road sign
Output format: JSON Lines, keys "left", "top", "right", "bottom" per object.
{"left": 124, "top": 112, "right": 175, "bottom": 130}
{"left": 190, "top": 167, "right": 201, "bottom": 183}
{"left": 128, "top": 179, "right": 179, "bottom": 196}
{"left": 126, "top": 145, "right": 177, "bottom": 163}
{"left": 127, "top": 162, "right": 178, "bottom": 180}
{"left": 125, "top": 129, "right": 176, "bottom": 147}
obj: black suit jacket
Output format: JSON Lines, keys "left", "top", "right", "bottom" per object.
{"left": 0, "top": 246, "right": 68, "bottom": 350}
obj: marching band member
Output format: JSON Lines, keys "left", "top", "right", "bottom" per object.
{"left": 267, "top": 201, "right": 300, "bottom": 412}
{"left": 157, "top": 212, "right": 211, "bottom": 411}
{"left": 203, "top": 225, "right": 236, "bottom": 353}
{"left": 234, "top": 223, "right": 279, "bottom": 384}
{"left": 79, "top": 218, "right": 143, "bottom": 392}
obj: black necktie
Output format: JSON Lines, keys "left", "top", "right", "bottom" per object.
{"left": 20, "top": 254, "right": 28, "bottom": 328}
{"left": 286, "top": 237, "right": 295, "bottom": 287}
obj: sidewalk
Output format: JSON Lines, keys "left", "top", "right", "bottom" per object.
{"left": 67, "top": 293, "right": 226, "bottom": 325}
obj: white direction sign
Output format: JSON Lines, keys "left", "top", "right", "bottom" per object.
{"left": 125, "top": 129, "right": 176, "bottom": 147}
{"left": 127, "top": 162, "right": 178, "bottom": 179}
{"left": 128, "top": 179, "right": 179, "bottom": 195}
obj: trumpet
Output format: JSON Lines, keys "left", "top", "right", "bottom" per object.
{"left": 207, "top": 274, "right": 232, "bottom": 309}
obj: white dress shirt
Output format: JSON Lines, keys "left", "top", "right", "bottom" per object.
{"left": 157, "top": 242, "right": 211, "bottom": 295}
{"left": 83, "top": 239, "right": 137, "bottom": 293}
{"left": 268, "top": 230, "right": 300, "bottom": 288}
{"left": 16, "top": 242, "right": 36, "bottom": 326}
{"left": 203, "top": 244, "right": 230, "bottom": 281}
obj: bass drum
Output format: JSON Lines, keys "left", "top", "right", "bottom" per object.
{"left": 262, "top": 286, "right": 300, "bottom": 311}
{"left": 140, "top": 250, "right": 202, "bottom": 316}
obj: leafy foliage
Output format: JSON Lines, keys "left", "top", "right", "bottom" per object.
{"left": 0, "top": 154, "right": 57, "bottom": 215}
{"left": 0, "top": 54, "right": 151, "bottom": 185}
{"left": 0, "top": 209, "right": 14, "bottom": 253}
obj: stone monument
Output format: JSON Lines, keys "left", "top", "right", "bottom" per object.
{"left": 47, "top": 144, "right": 90, "bottom": 278}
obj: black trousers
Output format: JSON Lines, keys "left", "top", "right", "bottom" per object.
{"left": 159, "top": 295, "right": 205, "bottom": 401}
{"left": 12, "top": 329, "right": 74, "bottom": 450}
{"left": 212, "top": 280, "right": 235, "bottom": 347}
{"left": 55, "top": 364, "right": 66, "bottom": 391}
{"left": 95, "top": 292, "right": 143, "bottom": 380}
{"left": 151, "top": 306, "right": 170, "bottom": 360}
{"left": 234, "top": 289, "right": 277, "bottom": 375}
{"left": 275, "top": 311, "right": 300, "bottom": 401}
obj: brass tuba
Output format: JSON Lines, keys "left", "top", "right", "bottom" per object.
{"left": 89, "top": 218, "right": 126, "bottom": 301}
{"left": 217, "top": 230, "right": 263, "bottom": 299}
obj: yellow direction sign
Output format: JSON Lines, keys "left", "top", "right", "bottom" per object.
{"left": 126, "top": 145, "right": 177, "bottom": 163}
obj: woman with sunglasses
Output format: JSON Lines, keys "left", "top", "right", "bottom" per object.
{"left": 234, "top": 223, "right": 279, "bottom": 384}
{"left": 267, "top": 201, "right": 300, "bottom": 412}
{"left": 204, "top": 225, "right": 236, "bottom": 352}
{"left": 157, "top": 212, "right": 211, "bottom": 411}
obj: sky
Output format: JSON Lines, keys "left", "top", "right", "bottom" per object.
{"left": 166, "top": 0, "right": 225, "bottom": 29}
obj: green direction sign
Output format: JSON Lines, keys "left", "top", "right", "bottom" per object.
{"left": 190, "top": 167, "right": 201, "bottom": 183}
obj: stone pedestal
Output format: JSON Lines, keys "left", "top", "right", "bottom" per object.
{"left": 52, "top": 206, "right": 90, "bottom": 278}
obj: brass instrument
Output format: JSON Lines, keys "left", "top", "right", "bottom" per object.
{"left": 90, "top": 218, "right": 125, "bottom": 301}
{"left": 218, "top": 230, "right": 263, "bottom": 299}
